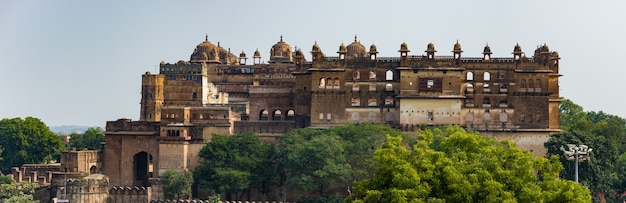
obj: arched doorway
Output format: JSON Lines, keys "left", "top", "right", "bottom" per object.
{"left": 133, "top": 151, "right": 153, "bottom": 187}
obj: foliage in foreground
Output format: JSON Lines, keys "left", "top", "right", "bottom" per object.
{"left": 161, "top": 169, "right": 193, "bottom": 200}
{"left": 348, "top": 126, "right": 591, "bottom": 203}
{"left": 545, "top": 98, "right": 626, "bottom": 202}
{"left": 0, "top": 173, "right": 38, "bottom": 203}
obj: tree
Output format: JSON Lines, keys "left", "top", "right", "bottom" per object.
{"left": 68, "top": 127, "right": 105, "bottom": 150}
{"left": 348, "top": 126, "right": 591, "bottom": 202}
{"left": 194, "top": 133, "right": 272, "bottom": 200}
{"left": 0, "top": 174, "right": 38, "bottom": 203}
{"left": 545, "top": 98, "right": 626, "bottom": 201}
{"left": 0, "top": 117, "right": 64, "bottom": 173}
{"left": 161, "top": 169, "right": 193, "bottom": 200}
{"left": 279, "top": 128, "right": 351, "bottom": 196}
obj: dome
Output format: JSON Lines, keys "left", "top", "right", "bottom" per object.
{"left": 217, "top": 43, "right": 238, "bottom": 65}
{"left": 346, "top": 36, "right": 367, "bottom": 58}
{"left": 540, "top": 43, "right": 550, "bottom": 53}
{"left": 190, "top": 35, "right": 220, "bottom": 63}
{"left": 253, "top": 49, "right": 261, "bottom": 58}
{"left": 239, "top": 51, "right": 247, "bottom": 58}
{"left": 295, "top": 48, "right": 305, "bottom": 58}
{"left": 425, "top": 43, "right": 437, "bottom": 52}
{"left": 337, "top": 43, "right": 347, "bottom": 54}
{"left": 482, "top": 44, "right": 492, "bottom": 54}
{"left": 311, "top": 41, "right": 322, "bottom": 53}
{"left": 551, "top": 51, "right": 559, "bottom": 57}
{"left": 452, "top": 40, "right": 463, "bottom": 53}
{"left": 269, "top": 36, "right": 293, "bottom": 63}
{"left": 513, "top": 43, "right": 523, "bottom": 54}
{"left": 369, "top": 44, "right": 378, "bottom": 54}
{"left": 398, "top": 42, "right": 410, "bottom": 52}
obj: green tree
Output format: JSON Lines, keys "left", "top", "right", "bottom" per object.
{"left": 0, "top": 117, "right": 64, "bottom": 173}
{"left": 545, "top": 98, "right": 626, "bottom": 201}
{"left": 194, "top": 133, "right": 272, "bottom": 200}
{"left": 279, "top": 128, "right": 351, "bottom": 196}
{"left": 348, "top": 126, "right": 591, "bottom": 202}
{"left": 0, "top": 174, "right": 38, "bottom": 203}
{"left": 68, "top": 127, "right": 105, "bottom": 150}
{"left": 161, "top": 169, "right": 193, "bottom": 200}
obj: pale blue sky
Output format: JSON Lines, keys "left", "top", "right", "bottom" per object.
{"left": 0, "top": 0, "right": 623, "bottom": 127}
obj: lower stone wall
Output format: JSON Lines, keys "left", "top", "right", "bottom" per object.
{"left": 108, "top": 186, "right": 152, "bottom": 203}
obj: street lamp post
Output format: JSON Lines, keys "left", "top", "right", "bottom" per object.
{"left": 560, "top": 144, "right": 592, "bottom": 182}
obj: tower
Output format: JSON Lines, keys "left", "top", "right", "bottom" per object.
{"left": 140, "top": 72, "right": 164, "bottom": 121}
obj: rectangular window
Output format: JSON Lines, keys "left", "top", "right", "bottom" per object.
{"left": 418, "top": 78, "right": 442, "bottom": 91}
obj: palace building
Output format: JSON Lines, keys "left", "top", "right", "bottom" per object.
{"left": 104, "top": 35, "right": 561, "bottom": 186}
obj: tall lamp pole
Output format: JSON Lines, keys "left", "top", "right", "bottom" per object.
{"left": 560, "top": 144, "right": 592, "bottom": 182}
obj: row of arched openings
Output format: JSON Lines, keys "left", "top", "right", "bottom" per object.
{"left": 351, "top": 96, "right": 394, "bottom": 107}
{"left": 466, "top": 72, "right": 490, "bottom": 81}
{"left": 259, "top": 109, "right": 295, "bottom": 120}
{"left": 352, "top": 70, "right": 394, "bottom": 81}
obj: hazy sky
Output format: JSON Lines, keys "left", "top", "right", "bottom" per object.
{"left": 1, "top": 1, "right": 624, "bottom": 127}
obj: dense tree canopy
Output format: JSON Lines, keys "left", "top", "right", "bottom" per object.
{"left": 277, "top": 124, "right": 406, "bottom": 201}
{"left": 194, "top": 133, "right": 272, "bottom": 200}
{"left": 0, "top": 117, "right": 64, "bottom": 173}
{"left": 68, "top": 127, "right": 105, "bottom": 150}
{"left": 0, "top": 174, "right": 38, "bottom": 203}
{"left": 545, "top": 98, "right": 626, "bottom": 202}
{"left": 348, "top": 126, "right": 591, "bottom": 202}
{"left": 161, "top": 169, "right": 193, "bottom": 200}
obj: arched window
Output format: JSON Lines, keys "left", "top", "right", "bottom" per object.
{"left": 466, "top": 72, "right": 474, "bottom": 81}
{"left": 484, "top": 72, "right": 491, "bottom": 81}
{"left": 466, "top": 83, "right": 474, "bottom": 93}
{"left": 351, "top": 97, "right": 361, "bottom": 106}
{"left": 483, "top": 112, "right": 491, "bottom": 121}
{"left": 466, "top": 112, "right": 474, "bottom": 122}
{"left": 353, "top": 70, "right": 360, "bottom": 80}
{"left": 483, "top": 98, "right": 491, "bottom": 107}
{"left": 260, "top": 109, "right": 269, "bottom": 120}
{"left": 286, "top": 110, "right": 295, "bottom": 120}
{"left": 334, "top": 78, "right": 340, "bottom": 88}
{"left": 319, "top": 78, "right": 326, "bottom": 87}
{"left": 352, "top": 83, "right": 359, "bottom": 91}
{"left": 500, "top": 111, "right": 509, "bottom": 122}
{"left": 535, "top": 79, "right": 541, "bottom": 92}
{"left": 326, "top": 78, "right": 333, "bottom": 89}
{"left": 385, "top": 96, "right": 393, "bottom": 106}
{"left": 521, "top": 79, "right": 526, "bottom": 88}
{"left": 385, "top": 83, "right": 393, "bottom": 91}
{"left": 369, "top": 71, "right": 377, "bottom": 81}
{"left": 385, "top": 70, "right": 393, "bottom": 81}
{"left": 368, "top": 97, "right": 377, "bottom": 106}
{"left": 272, "top": 109, "right": 282, "bottom": 120}
{"left": 527, "top": 79, "right": 534, "bottom": 89}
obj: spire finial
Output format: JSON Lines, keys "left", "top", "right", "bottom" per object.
{"left": 280, "top": 35, "right": 283, "bottom": 42}
{"left": 354, "top": 35, "right": 358, "bottom": 42}
{"left": 205, "top": 34, "right": 208, "bottom": 41}
{"left": 218, "top": 41, "right": 221, "bottom": 47}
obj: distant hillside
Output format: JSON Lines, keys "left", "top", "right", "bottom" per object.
{"left": 50, "top": 125, "right": 101, "bottom": 135}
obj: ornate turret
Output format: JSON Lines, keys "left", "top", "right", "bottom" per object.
{"left": 253, "top": 48, "right": 261, "bottom": 64}
{"left": 512, "top": 43, "right": 523, "bottom": 60}
{"left": 311, "top": 41, "right": 324, "bottom": 61}
{"left": 482, "top": 43, "right": 493, "bottom": 60}
{"left": 452, "top": 40, "right": 463, "bottom": 59}
{"left": 425, "top": 42, "right": 437, "bottom": 59}
{"left": 369, "top": 44, "right": 378, "bottom": 60}
{"left": 238, "top": 51, "right": 247, "bottom": 65}
{"left": 398, "top": 42, "right": 410, "bottom": 57}
{"left": 337, "top": 43, "right": 347, "bottom": 60}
